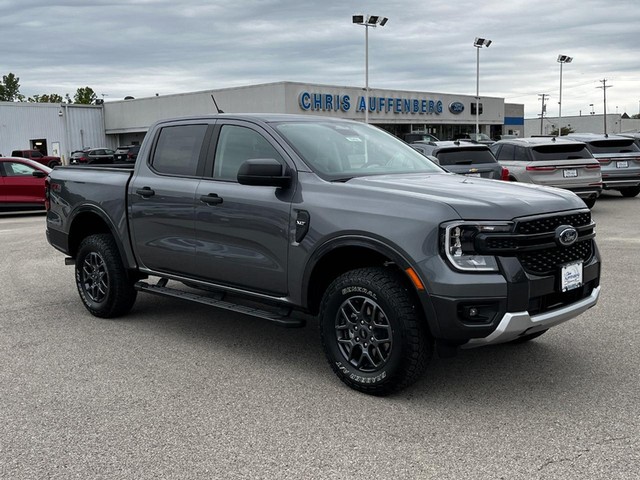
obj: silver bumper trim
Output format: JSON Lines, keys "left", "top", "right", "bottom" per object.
{"left": 462, "top": 286, "right": 600, "bottom": 348}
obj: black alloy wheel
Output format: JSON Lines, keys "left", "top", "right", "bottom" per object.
{"left": 319, "top": 267, "right": 431, "bottom": 395}
{"left": 81, "top": 251, "right": 109, "bottom": 303}
{"left": 75, "top": 234, "right": 137, "bottom": 318}
{"left": 335, "top": 295, "right": 393, "bottom": 372}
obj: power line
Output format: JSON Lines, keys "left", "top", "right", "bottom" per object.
{"left": 538, "top": 93, "right": 549, "bottom": 134}
{"left": 597, "top": 79, "right": 613, "bottom": 134}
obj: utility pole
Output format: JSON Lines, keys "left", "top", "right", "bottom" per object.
{"left": 597, "top": 79, "right": 612, "bottom": 135}
{"left": 538, "top": 94, "right": 548, "bottom": 134}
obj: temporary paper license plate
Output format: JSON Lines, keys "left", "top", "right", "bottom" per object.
{"left": 561, "top": 261, "right": 583, "bottom": 292}
{"left": 563, "top": 169, "right": 578, "bottom": 178}
{"left": 616, "top": 161, "right": 628, "bottom": 168}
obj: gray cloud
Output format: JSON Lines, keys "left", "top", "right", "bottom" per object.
{"left": 1, "top": 0, "right": 638, "bottom": 117}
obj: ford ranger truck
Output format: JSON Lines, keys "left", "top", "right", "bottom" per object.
{"left": 45, "top": 114, "right": 601, "bottom": 395}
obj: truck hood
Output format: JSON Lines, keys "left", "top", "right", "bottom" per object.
{"left": 346, "top": 173, "right": 586, "bottom": 220}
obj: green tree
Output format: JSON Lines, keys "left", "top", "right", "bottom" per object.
{"left": 74, "top": 86, "right": 97, "bottom": 105}
{"left": 551, "top": 126, "right": 575, "bottom": 136}
{"left": 28, "top": 93, "right": 64, "bottom": 103}
{"left": 0, "top": 73, "right": 25, "bottom": 102}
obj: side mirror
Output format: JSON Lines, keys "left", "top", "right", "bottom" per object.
{"left": 32, "top": 170, "right": 47, "bottom": 178}
{"left": 237, "top": 158, "right": 292, "bottom": 188}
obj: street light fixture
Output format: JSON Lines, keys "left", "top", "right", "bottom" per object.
{"left": 353, "top": 14, "right": 388, "bottom": 123}
{"left": 557, "top": 54, "right": 573, "bottom": 136}
{"left": 473, "top": 37, "right": 492, "bottom": 136}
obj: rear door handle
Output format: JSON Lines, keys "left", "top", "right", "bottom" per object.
{"left": 200, "top": 193, "right": 223, "bottom": 205}
{"left": 136, "top": 187, "right": 155, "bottom": 198}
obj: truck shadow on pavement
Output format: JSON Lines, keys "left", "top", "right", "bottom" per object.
{"left": 121, "top": 291, "right": 598, "bottom": 406}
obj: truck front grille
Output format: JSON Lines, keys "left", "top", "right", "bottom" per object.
{"left": 477, "top": 210, "right": 596, "bottom": 276}
{"left": 518, "top": 241, "right": 593, "bottom": 275}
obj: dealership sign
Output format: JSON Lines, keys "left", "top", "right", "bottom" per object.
{"left": 298, "top": 91, "right": 444, "bottom": 115}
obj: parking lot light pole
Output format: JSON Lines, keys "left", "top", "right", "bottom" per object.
{"left": 557, "top": 55, "right": 573, "bottom": 136}
{"left": 474, "top": 38, "right": 492, "bottom": 136}
{"left": 353, "top": 15, "right": 388, "bottom": 124}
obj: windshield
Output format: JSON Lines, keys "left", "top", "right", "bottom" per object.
{"left": 274, "top": 121, "right": 444, "bottom": 179}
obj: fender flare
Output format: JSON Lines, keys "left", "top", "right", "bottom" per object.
{"left": 301, "top": 234, "right": 418, "bottom": 306}
{"left": 67, "top": 203, "right": 137, "bottom": 270}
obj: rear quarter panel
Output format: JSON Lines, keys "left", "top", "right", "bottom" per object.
{"left": 46, "top": 166, "right": 136, "bottom": 267}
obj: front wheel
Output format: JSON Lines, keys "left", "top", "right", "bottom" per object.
{"left": 319, "top": 267, "right": 432, "bottom": 395}
{"left": 619, "top": 186, "right": 640, "bottom": 198}
{"left": 75, "top": 234, "right": 137, "bottom": 318}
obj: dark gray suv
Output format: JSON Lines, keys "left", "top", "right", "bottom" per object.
{"left": 411, "top": 141, "right": 506, "bottom": 180}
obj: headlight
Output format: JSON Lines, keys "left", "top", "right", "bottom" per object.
{"left": 443, "top": 221, "right": 513, "bottom": 272}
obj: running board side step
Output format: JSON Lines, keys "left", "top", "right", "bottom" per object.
{"left": 134, "top": 281, "right": 305, "bottom": 328}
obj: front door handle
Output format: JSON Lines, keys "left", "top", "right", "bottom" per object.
{"left": 136, "top": 187, "right": 155, "bottom": 198}
{"left": 200, "top": 193, "right": 223, "bottom": 205}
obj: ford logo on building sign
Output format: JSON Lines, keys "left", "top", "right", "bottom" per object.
{"left": 555, "top": 225, "right": 578, "bottom": 247}
{"left": 449, "top": 101, "right": 464, "bottom": 114}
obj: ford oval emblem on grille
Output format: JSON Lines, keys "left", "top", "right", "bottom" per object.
{"left": 555, "top": 225, "right": 578, "bottom": 247}
{"left": 449, "top": 101, "right": 464, "bottom": 114}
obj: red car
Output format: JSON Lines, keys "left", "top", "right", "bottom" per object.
{"left": 0, "top": 157, "right": 51, "bottom": 210}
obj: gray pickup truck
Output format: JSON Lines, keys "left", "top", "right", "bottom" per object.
{"left": 45, "top": 114, "right": 601, "bottom": 395}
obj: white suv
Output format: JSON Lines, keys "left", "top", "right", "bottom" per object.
{"left": 491, "top": 137, "right": 602, "bottom": 208}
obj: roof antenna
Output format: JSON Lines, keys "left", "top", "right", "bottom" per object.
{"left": 211, "top": 95, "right": 224, "bottom": 114}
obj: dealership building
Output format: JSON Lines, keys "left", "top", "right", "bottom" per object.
{"left": 1, "top": 81, "right": 525, "bottom": 162}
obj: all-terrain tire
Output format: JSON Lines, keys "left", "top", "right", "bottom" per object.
{"left": 75, "top": 234, "right": 137, "bottom": 318}
{"left": 319, "top": 267, "right": 432, "bottom": 395}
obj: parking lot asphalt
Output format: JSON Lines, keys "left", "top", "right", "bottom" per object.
{"left": 1, "top": 192, "right": 638, "bottom": 479}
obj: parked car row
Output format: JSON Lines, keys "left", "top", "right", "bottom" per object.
{"left": 69, "top": 145, "right": 140, "bottom": 165}
{"left": 3, "top": 131, "right": 639, "bottom": 213}
{"left": 411, "top": 132, "right": 640, "bottom": 209}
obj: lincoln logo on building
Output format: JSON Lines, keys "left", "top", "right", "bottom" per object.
{"left": 298, "top": 91, "right": 443, "bottom": 115}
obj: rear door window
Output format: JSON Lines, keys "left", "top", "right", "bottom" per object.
{"left": 151, "top": 124, "right": 208, "bottom": 176}
{"left": 496, "top": 144, "right": 515, "bottom": 161}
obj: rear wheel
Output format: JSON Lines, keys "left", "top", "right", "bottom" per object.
{"left": 47, "top": 160, "right": 60, "bottom": 168}
{"left": 619, "top": 186, "right": 640, "bottom": 198}
{"left": 319, "top": 267, "right": 431, "bottom": 395}
{"left": 583, "top": 197, "right": 596, "bottom": 209}
{"left": 75, "top": 234, "right": 137, "bottom": 318}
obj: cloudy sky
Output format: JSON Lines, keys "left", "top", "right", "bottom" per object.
{"left": 2, "top": 0, "right": 638, "bottom": 119}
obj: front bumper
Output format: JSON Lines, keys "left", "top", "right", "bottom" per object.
{"left": 462, "top": 285, "right": 600, "bottom": 347}
{"left": 416, "top": 238, "right": 601, "bottom": 345}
